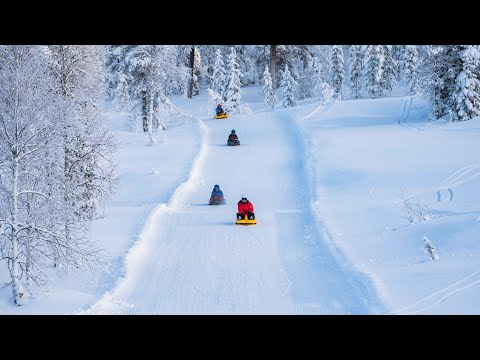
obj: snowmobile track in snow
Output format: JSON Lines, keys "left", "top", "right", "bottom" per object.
{"left": 86, "top": 105, "right": 381, "bottom": 314}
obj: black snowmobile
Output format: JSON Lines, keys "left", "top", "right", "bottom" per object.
{"left": 209, "top": 195, "right": 226, "bottom": 205}
{"left": 227, "top": 129, "right": 240, "bottom": 146}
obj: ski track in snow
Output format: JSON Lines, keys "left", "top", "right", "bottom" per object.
{"left": 397, "top": 96, "right": 420, "bottom": 131}
{"left": 85, "top": 104, "right": 379, "bottom": 314}
{"left": 391, "top": 269, "right": 480, "bottom": 314}
{"left": 435, "top": 164, "right": 480, "bottom": 203}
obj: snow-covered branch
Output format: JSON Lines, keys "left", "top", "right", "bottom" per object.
{"left": 16, "top": 190, "right": 51, "bottom": 200}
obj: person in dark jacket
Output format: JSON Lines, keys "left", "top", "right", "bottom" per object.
{"left": 210, "top": 184, "right": 225, "bottom": 204}
{"left": 237, "top": 194, "right": 255, "bottom": 220}
{"left": 228, "top": 129, "right": 239, "bottom": 145}
{"left": 211, "top": 184, "right": 224, "bottom": 198}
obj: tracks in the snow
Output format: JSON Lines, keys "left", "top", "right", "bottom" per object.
{"left": 392, "top": 269, "right": 480, "bottom": 314}
{"left": 435, "top": 164, "right": 480, "bottom": 203}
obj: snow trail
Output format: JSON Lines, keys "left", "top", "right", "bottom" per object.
{"left": 86, "top": 105, "right": 380, "bottom": 314}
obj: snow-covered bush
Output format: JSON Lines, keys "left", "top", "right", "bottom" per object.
{"left": 398, "top": 191, "right": 430, "bottom": 224}
{"left": 423, "top": 236, "right": 439, "bottom": 260}
{"left": 320, "top": 82, "right": 335, "bottom": 105}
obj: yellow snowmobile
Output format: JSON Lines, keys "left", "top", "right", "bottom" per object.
{"left": 235, "top": 214, "right": 257, "bottom": 225}
{"left": 214, "top": 105, "right": 228, "bottom": 119}
{"left": 214, "top": 113, "right": 228, "bottom": 119}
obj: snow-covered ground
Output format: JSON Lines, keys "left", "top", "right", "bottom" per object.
{"left": 294, "top": 96, "right": 480, "bottom": 314}
{"left": 2, "top": 86, "right": 480, "bottom": 314}
{"left": 0, "top": 110, "right": 202, "bottom": 314}
{"left": 84, "top": 89, "right": 383, "bottom": 315}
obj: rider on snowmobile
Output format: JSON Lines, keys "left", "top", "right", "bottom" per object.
{"left": 237, "top": 194, "right": 255, "bottom": 220}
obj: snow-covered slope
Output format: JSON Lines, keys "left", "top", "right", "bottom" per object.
{"left": 3, "top": 86, "right": 480, "bottom": 315}
{"left": 295, "top": 96, "right": 480, "bottom": 314}
{"left": 85, "top": 93, "right": 383, "bottom": 314}
{"left": 0, "top": 110, "right": 201, "bottom": 314}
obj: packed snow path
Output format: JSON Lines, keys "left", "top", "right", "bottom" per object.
{"left": 89, "top": 108, "right": 380, "bottom": 314}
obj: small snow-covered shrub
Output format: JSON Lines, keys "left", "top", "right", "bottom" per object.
{"left": 423, "top": 236, "right": 439, "bottom": 260}
{"left": 398, "top": 191, "right": 430, "bottom": 224}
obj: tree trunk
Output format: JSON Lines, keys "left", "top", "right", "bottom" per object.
{"left": 26, "top": 200, "right": 31, "bottom": 286}
{"left": 62, "top": 122, "right": 71, "bottom": 268}
{"left": 270, "top": 45, "right": 277, "bottom": 89}
{"left": 148, "top": 81, "right": 156, "bottom": 144}
{"left": 188, "top": 47, "right": 194, "bottom": 98}
{"left": 12, "top": 153, "right": 22, "bottom": 305}
{"left": 11, "top": 68, "right": 23, "bottom": 305}
{"left": 142, "top": 89, "right": 148, "bottom": 132}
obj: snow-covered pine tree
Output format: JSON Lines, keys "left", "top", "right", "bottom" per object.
{"left": 161, "top": 45, "right": 189, "bottom": 96}
{"left": 262, "top": 65, "right": 275, "bottom": 108}
{"left": 224, "top": 47, "right": 243, "bottom": 114}
{"left": 114, "top": 72, "right": 131, "bottom": 112}
{"left": 212, "top": 49, "right": 226, "bottom": 99}
{"left": 365, "top": 45, "right": 383, "bottom": 98}
{"left": 404, "top": 45, "right": 419, "bottom": 95}
{"left": 207, "top": 88, "right": 223, "bottom": 115}
{"left": 197, "top": 45, "right": 219, "bottom": 87}
{"left": 417, "top": 45, "right": 459, "bottom": 120}
{"left": 281, "top": 64, "right": 298, "bottom": 107}
{"left": 299, "top": 55, "right": 313, "bottom": 100}
{"left": 299, "top": 54, "right": 324, "bottom": 99}
{"left": 125, "top": 45, "right": 154, "bottom": 134}
{"left": 393, "top": 45, "right": 405, "bottom": 81}
{"left": 381, "top": 45, "right": 397, "bottom": 94}
{"left": 125, "top": 45, "right": 170, "bottom": 139}
{"left": 453, "top": 45, "right": 480, "bottom": 121}
{"left": 312, "top": 57, "right": 325, "bottom": 97}
{"left": 330, "top": 45, "right": 345, "bottom": 99}
{"left": 349, "top": 45, "right": 363, "bottom": 99}
{"left": 105, "top": 45, "right": 128, "bottom": 101}
{"left": 417, "top": 45, "right": 445, "bottom": 119}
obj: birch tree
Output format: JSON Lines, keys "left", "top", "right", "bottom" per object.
{"left": 0, "top": 45, "right": 105, "bottom": 305}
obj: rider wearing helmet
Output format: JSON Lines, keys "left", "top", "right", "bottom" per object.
{"left": 228, "top": 129, "right": 238, "bottom": 143}
{"left": 209, "top": 184, "right": 225, "bottom": 205}
{"left": 216, "top": 104, "right": 225, "bottom": 116}
{"left": 211, "top": 184, "right": 224, "bottom": 198}
{"left": 237, "top": 194, "right": 255, "bottom": 220}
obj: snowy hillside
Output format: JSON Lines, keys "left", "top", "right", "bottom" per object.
{"left": 3, "top": 85, "right": 480, "bottom": 314}
{"left": 295, "top": 96, "right": 480, "bottom": 314}
{"left": 2, "top": 86, "right": 480, "bottom": 314}
{"left": 2, "top": 44, "right": 480, "bottom": 314}
{"left": 0, "top": 110, "right": 202, "bottom": 313}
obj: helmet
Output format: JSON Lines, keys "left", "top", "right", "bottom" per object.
{"left": 214, "top": 184, "right": 219, "bottom": 189}
{"left": 231, "top": 129, "right": 235, "bottom": 134}
{"left": 241, "top": 194, "right": 247, "bottom": 200}
{"left": 218, "top": 104, "right": 222, "bottom": 106}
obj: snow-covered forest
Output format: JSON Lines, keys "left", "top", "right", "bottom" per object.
{"left": 106, "top": 45, "right": 480, "bottom": 123}
{"left": 1, "top": 44, "right": 480, "bottom": 313}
